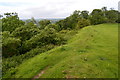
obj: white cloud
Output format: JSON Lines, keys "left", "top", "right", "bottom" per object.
{"left": 0, "top": 0, "right": 119, "bottom": 19}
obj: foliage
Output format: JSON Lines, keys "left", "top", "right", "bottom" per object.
{"left": 0, "top": 14, "right": 3, "bottom": 19}
{"left": 45, "top": 24, "right": 61, "bottom": 31}
{"left": 89, "top": 9, "right": 106, "bottom": 25}
{"left": 24, "top": 28, "right": 66, "bottom": 51}
{"left": 80, "top": 10, "right": 89, "bottom": 19}
{"left": 59, "top": 29, "right": 78, "bottom": 41}
{"left": 25, "top": 17, "right": 37, "bottom": 26}
{"left": 89, "top": 7, "right": 119, "bottom": 24}
{"left": 25, "top": 19, "right": 35, "bottom": 26}
{"left": 56, "top": 10, "right": 81, "bottom": 30}
{"left": 31, "top": 17, "right": 37, "bottom": 24}
{"left": 2, "top": 31, "right": 11, "bottom": 38}
{"left": 39, "top": 19, "right": 51, "bottom": 29}
{"left": 105, "top": 10, "right": 119, "bottom": 23}
{"left": 76, "top": 18, "right": 90, "bottom": 29}
{"left": 11, "top": 25, "right": 41, "bottom": 54}
{"left": 11, "top": 25, "right": 40, "bottom": 41}
{"left": 116, "top": 13, "right": 120, "bottom": 23}
{"left": 2, "top": 13, "right": 25, "bottom": 32}
{"left": 2, "top": 31, "right": 21, "bottom": 57}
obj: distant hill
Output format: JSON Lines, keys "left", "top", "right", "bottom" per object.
{"left": 21, "top": 18, "right": 64, "bottom": 23}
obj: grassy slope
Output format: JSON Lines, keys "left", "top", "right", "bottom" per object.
{"left": 4, "top": 23, "right": 118, "bottom": 78}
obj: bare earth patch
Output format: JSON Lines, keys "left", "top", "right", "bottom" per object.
{"left": 32, "top": 66, "right": 49, "bottom": 80}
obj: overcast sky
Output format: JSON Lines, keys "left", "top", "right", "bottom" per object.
{"left": 0, "top": 0, "right": 119, "bottom": 19}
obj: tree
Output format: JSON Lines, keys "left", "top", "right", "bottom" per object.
{"left": 2, "top": 31, "right": 21, "bottom": 57}
{"left": 25, "top": 19, "right": 35, "bottom": 27}
{"left": 89, "top": 9, "right": 106, "bottom": 25}
{"left": 105, "top": 10, "right": 118, "bottom": 23}
{"left": 110, "top": 8, "right": 114, "bottom": 10}
{"left": 31, "top": 17, "right": 37, "bottom": 24}
{"left": 69, "top": 10, "right": 81, "bottom": 29}
{"left": 80, "top": 10, "right": 89, "bottom": 19}
{"left": 101, "top": 7, "right": 107, "bottom": 17}
{"left": 101, "top": 7, "right": 107, "bottom": 12}
{"left": 76, "top": 18, "right": 90, "bottom": 29}
{"left": 2, "top": 12, "right": 25, "bottom": 32}
{"left": 39, "top": 19, "right": 51, "bottom": 29}
{"left": 91, "top": 9, "right": 103, "bottom": 16}
{"left": 56, "top": 10, "right": 81, "bottom": 30}
{"left": 56, "top": 18, "right": 69, "bottom": 30}
{"left": 116, "top": 12, "right": 120, "bottom": 23}
{"left": 45, "top": 24, "right": 61, "bottom": 31}
{"left": 11, "top": 25, "right": 41, "bottom": 54}
{"left": 12, "top": 26, "right": 40, "bottom": 41}
{"left": 0, "top": 14, "right": 3, "bottom": 19}
{"left": 24, "top": 27, "right": 65, "bottom": 51}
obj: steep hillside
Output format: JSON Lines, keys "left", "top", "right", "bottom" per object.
{"left": 3, "top": 24, "right": 118, "bottom": 78}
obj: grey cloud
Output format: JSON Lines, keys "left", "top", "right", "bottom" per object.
{"left": 20, "top": 4, "right": 73, "bottom": 18}
{"left": 17, "top": 0, "right": 119, "bottom": 19}
{"left": 18, "top": 0, "right": 78, "bottom": 19}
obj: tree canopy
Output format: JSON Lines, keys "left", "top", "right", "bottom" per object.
{"left": 2, "top": 13, "right": 25, "bottom": 32}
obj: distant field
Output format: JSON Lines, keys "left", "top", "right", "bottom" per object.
{"left": 3, "top": 23, "right": 118, "bottom": 78}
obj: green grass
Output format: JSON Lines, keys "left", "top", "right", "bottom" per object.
{"left": 3, "top": 23, "right": 118, "bottom": 78}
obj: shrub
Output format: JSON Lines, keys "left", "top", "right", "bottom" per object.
{"left": 2, "top": 13, "right": 25, "bottom": 32}
{"left": 39, "top": 19, "right": 51, "bottom": 29}
{"left": 11, "top": 25, "right": 41, "bottom": 41}
{"left": 24, "top": 28, "right": 66, "bottom": 51}
{"left": 2, "top": 36, "right": 21, "bottom": 57}
{"left": 11, "top": 25, "right": 41, "bottom": 54}
{"left": 45, "top": 24, "right": 61, "bottom": 31}
{"left": 89, "top": 9, "right": 106, "bottom": 25}
{"left": 76, "top": 19, "right": 90, "bottom": 29}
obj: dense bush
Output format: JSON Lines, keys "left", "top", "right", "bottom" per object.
{"left": 25, "top": 17, "right": 37, "bottom": 26}
{"left": 76, "top": 19, "right": 90, "bottom": 29}
{"left": 56, "top": 10, "right": 81, "bottom": 30}
{"left": 24, "top": 28, "right": 66, "bottom": 51}
{"left": 45, "top": 24, "right": 61, "bottom": 31}
{"left": 2, "top": 31, "right": 21, "bottom": 57}
{"left": 80, "top": 10, "right": 89, "bottom": 19}
{"left": 56, "top": 10, "right": 90, "bottom": 29}
{"left": 89, "top": 9, "right": 106, "bottom": 25}
{"left": 105, "top": 10, "right": 119, "bottom": 23}
{"left": 2, "top": 13, "right": 25, "bottom": 32}
{"left": 89, "top": 15, "right": 107, "bottom": 25}
{"left": 39, "top": 19, "right": 51, "bottom": 29}
{"left": 11, "top": 25, "right": 41, "bottom": 41}
{"left": 10, "top": 26, "right": 41, "bottom": 54}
